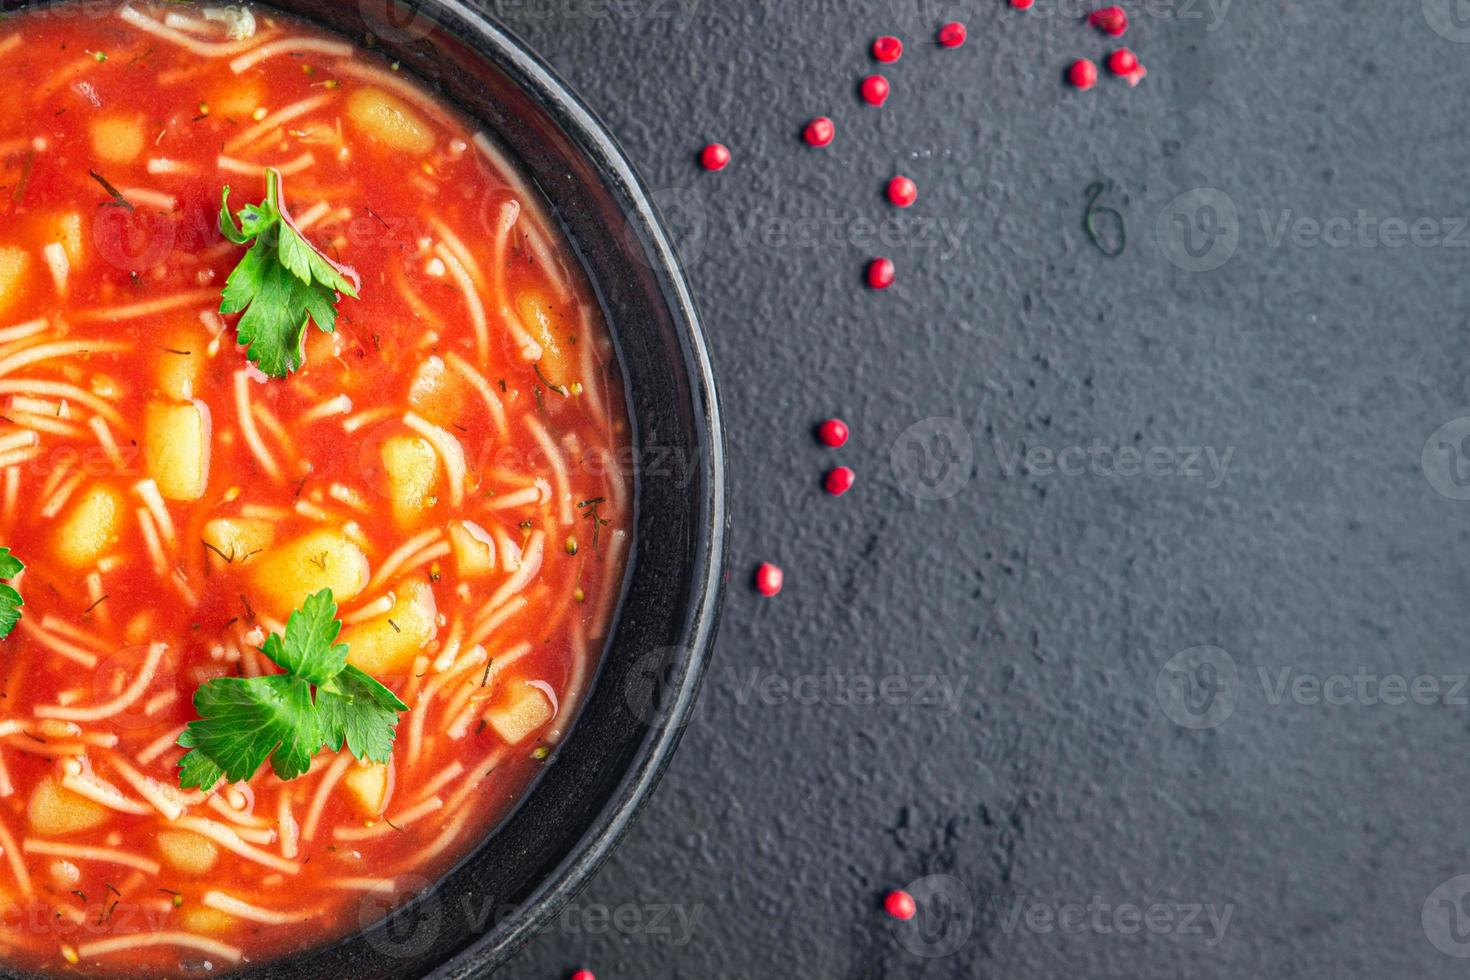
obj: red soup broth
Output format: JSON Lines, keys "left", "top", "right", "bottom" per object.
{"left": 0, "top": 2, "right": 631, "bottom": 972}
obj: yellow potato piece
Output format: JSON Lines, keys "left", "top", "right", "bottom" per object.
{"left": 202, "top": 517, "right": 275, "bottom": 567}
{"left": 346, "top": 87, "right": 434, "bottom": 154}
{"left": 155, "top": 328, "right": 207, "bottom": 401}
{"left": 207, "top": 81, "right": 261, "bottom": 118}
{"left": 182, "top": 908, "right": 235, "bottom": 933}
{"left": 485, "top": 681, "right": 554, "bottom": 746}
{"left": 448, "top": 520, "right": 495, "bottom": 577}
{"left": 516, "top": 291, "right": 571, "bottom": 387}
{"left": 381, "top": 434, "right": 439, "bottom": 527}
{"left": 144, "top": 400, "right": 212, "bottom": 501}
{"left": 27, "top": 778, "right": 108, "bottom": 835}
{"left": 40, "top": 212, "right": 83, "bottom": 267}
{"left": 343, "top": 761, "right": 393, "bottom": 817}
{"left": 55, "top": 484, "right": 122, "bottom": 568}
{"left": 157, "top": 831, "right": 219, "bottom": 874}
{"left": 251, "top": 529, "right": 370, "bottom": 617}
{"left": 90, "top": 115, "right": 145, "bottom": 164}
{"left": 0, "top": 247, "right": 29, "bottom": 321}
{"left": 343, "top": 576, "right": 437, "bottom": 676}
{"left": 406, "top": 356, "right": 466, "bottom": 428}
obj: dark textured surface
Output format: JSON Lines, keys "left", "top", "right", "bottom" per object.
{"left": 485, "top": 1, "right": 1470, "bottom": 977}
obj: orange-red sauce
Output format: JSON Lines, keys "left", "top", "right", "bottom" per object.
{"left": 0, "top": 3, "right": 630, "bottom": 972}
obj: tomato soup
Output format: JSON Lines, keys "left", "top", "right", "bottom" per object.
{"left": 0, "top": 2, "right": 631, "bottom": 972}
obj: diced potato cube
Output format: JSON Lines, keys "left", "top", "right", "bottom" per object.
{"left": 90, "top": 115, "right": 145, "bottom": 164}
{"left": 157, "top": 830, "right": 219, "bottom": 874}
{"left": 343, "top": 576, "right": 437, "bottom": 676}
{"left": 345, "top": 88, "right": 435, "bottom": 155}
{"left": 155, "top": 328, "right": 206, "bottom": 401}
{"left": 182, "top": 907, "right": 234, "bottom": 933}
{"left": 343, "top": 761, "right": 393, "bottom": 817}
{"left": 380, "top": 434, "right": 439, "bottom": 527}
{"left": 448, "top": 520, "right": 495, "bottom": 577}
{"left": 485, "top": 682, "right": 554, "bottom": 746}
{"left": 0, "top": 247, "right": 29, "bottom": 321}
{"left": 42, "top": 212, "right": 83, "bottom": 267}
{"left": 406, "top": 356, "right": 466, "bottom": 428}
{"left": 55, "top": 484, "right": 122, "bottom": 568}
{"left": 144, "top": 400, "right": 212, "bottom": 501}
{"left": 202, "top": 517, "right": 275, "bottom": 567}
{"left": 516, "top": 291, "right": 571, "bottom": 387}
{"left": 207, "top": 82, "right": 261, "bottom": 119}
{"left": 251, "top": 529, "right": 370, "bottom": 617}
{"left": 27, "top": 778, "right": 108, "bottom": 835}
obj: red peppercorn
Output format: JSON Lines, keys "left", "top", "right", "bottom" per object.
{"left": 570, "top": 972, "right": 595, "bottom": 980}
{"left": 817, "top": 418, "right": 849, "bottom": 448}
{"left": 866, "top": 257, "right": 895, "bottom": 290}
{"left": 824, "top": 466, "right": 855, "bottom": 496}
{"left": 699, "top": 143, "right": 730, "bottom": 171}
{"left": 755, "top": 562, "right": 783, "bottom": 597}
{"left": 937, "top": 22, "right": 966, "bottom": 47}
{"left": 1068, "top": 58, "right": 1098, "bottom": 90}
{"left": 886, "top": 175, "right": 917, "bottom": 208}
{"left": 1010, "top": 0, "right": 1034, "bottom": 8}
{"left": 884, "top": 890, "right": 917, "bottom": 921}
{"left": 860, "top": 74, "right": 890, "bottom": 107}
{"left": 1087, "top": 5, "right": 1128, "bottom": 36}
{"left": 804, "top": 116, "right": 835, "bottom": 147}
{"left": 872, "top": 35, "right": 902, "bottom": 63}
{"left": 1107, "top": 48, "right": 1138, "bottom": 75}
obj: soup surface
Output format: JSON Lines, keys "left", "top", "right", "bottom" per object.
{"left": 0, "top": 2, "right": 630, "bottom": 972}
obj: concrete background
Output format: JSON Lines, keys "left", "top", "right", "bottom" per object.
{"left": 488, "top": 1, "right": 1470, "bottom": 976}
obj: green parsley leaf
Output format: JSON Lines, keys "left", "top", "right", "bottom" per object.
{"left": 177, "top": 589, "right": 406, "bottom": 789}
{"left": 217, "top": 168, "right": 360, "bottom": 378}
{"left": 0, "top": 548, "right": 22, "bottom": 639}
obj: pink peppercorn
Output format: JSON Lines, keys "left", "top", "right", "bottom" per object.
{"left": 884, "top": 890, "right": 917, "bottom": 921}
{"left": 886, "top": 175, "right": 917, "bottom": 208}
{"left": 824, "top": 466, "right": 855, "bottom": 496}
{"left": 872, "top": 35, "right": 902, "bottom": 63}
{"left": 937, "top": 22, "right": 967, "bottom": 47}
{"left": 1010, "top": 0, "right": 1034, "bottom": 8}
{"left": 817, "top": 418, "right": 849, "bottom": 448}
{"left": 1088, "top": 5, "right": 1128, "bottom": 36}
{"left": 866, "top": 257, "right": 895, "bottom": 290}
{"left": 860, "top": 74, "right": 890, "bottom": 106}
{"left": 570, "top": 972, "right": 595, "bottom": 980}
{"left": 1068, "top": 58, "right": 1098, "bottom": 90}
{"left": 755, "top": 563, "right": 783, "bottom": 597}
{"left": 804, "top": 116, "right": 835, "bottom": 147}
{"left": 699, "top": 143, "right": 730, "bottom": 171}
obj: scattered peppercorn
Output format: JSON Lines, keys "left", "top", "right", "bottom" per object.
{"left": 755, "top": 563, "right": 784, "bottom": 597}
{"left": 860, "top": 74, "right": 890, "bottom": 107}
{"left": 884, "top": 890, "right": 917, "bottom": 921}
{"left": 1088, "top": 5, "right": 1128, "bottom": 36}
{"left": 817, "top": 418, "right": 849, "bottom": 448}
{"left": 700, "top": 142, "right": 731, "bottom": 171}
{"left": 937, "top": 22, "right": 967, "bottom": 48}
{"left": 1068, "top": 58, "right": 1099, "bottom": 90}
{"left": 866, "top": 257, "right": 895, "bottom": 290}
{"left": 804, "top": 116, "right": 835, "bottom": 147}
{"left": 886, "top": 175, "right": 917, "bottom": 208}
{"left": 871, "top": 35, "right": 902, "bottom": 63}
{"left": 824, "top": 466, "right": 856, "bottom": 496}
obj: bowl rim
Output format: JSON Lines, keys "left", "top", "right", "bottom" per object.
{"left": 415, "top": 1, "right": 728, "bottom": 974}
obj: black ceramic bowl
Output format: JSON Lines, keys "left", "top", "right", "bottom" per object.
{"left": 0, "top": 0, "right": 725, "bottom": 976}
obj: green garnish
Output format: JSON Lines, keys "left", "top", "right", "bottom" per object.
{"left": 217, "top": 168, "right": 360, "bottom": 378}
{"left": 0, "top": 548, "right": 23, "bottom": 639}
{"left": 177, "top": 589, "right": 407, "bottom": 789}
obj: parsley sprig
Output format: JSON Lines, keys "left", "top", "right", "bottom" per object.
{"left": 218, "top": 168, "right": 360, "bottom": 378}
{"left": 0, "top": 548, "right": 22, "bottom": 639}
{"left": 177, "top": 589, "right": 407, "bottom": 790}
